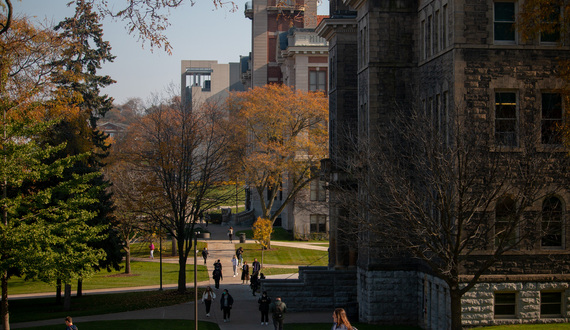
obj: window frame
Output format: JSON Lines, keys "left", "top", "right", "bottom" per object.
{"left": 540, "top": 5, "right": 562, "bottom": 44}
{"left": 494, "top": 91, "right": 519, "bottom": 147}
{"left": 309, "top": 69, "right": 327, "bottom": 93}
{"left": 495, "top": 196, "right": 518, "bottom": 248}
{"left": 494, "top": 292, "right": 517, "bottom": 319}
{"left": 541, "top": 92, "right": 563, "bottom": 145}
{"left": 494, "top": 1, "right": 517, "bottom": 44}
{"left": 310, "top": 214, "right": 327, "bottom": 233}
{"left": 540, "top": 291, "right": 563, "bottom": 318}
{"left": 541, "top": 196, "right": 564, "bottom": 249}
{"left": 310, "top": 178, "right": 326, "bottom": 202}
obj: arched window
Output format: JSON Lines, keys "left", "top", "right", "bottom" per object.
{"left": 495, "top": 196, "right": 517, "bottom": 247}
{"left": 542, "top": 196, "right": 563, "bottom": 248}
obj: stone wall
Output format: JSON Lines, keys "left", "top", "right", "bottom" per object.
{"left": 358, "top": 269, "right": 449, "bottom": 329}
{"left": 462, "top": 280, "right": 570, "bottom": 328}
{"left": 260, "top": 266, "right": 358, "bottom": 317}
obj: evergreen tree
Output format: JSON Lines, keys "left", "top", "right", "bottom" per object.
{"left": 48, "top": 0, "right": 121, "bottom": 298}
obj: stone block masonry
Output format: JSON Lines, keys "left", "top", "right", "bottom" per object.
{"left": 260, "top": 266, "right": 358, "bottom": 318}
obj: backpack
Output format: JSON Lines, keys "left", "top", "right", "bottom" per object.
{"left": 273, "top": 302, "right": 284, "bottom": 320}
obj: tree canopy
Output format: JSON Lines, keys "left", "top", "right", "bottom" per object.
{"left": 227, "top": 84, "right": 328, "bottom": 226}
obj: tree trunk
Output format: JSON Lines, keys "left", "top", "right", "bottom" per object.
{"left": 177, "top": 253, "right": 187, "bottom": 293}
{"left": 172, "top": 236, "right": 177, "bottom": 256}
{"left": 56, "top": 279, "right": 62, "bottom": 304}
{"left": 76, "top": 279, "right": 82, "bottom": 297}
{"left": 2, "top": 270, "right": 9, "bottom": 330}
{"left": 450, "top": 289, "right": 463, "bottom": 330}
{"left": 125, "top": 247, "right": 131, "bottom": 274}
{"left": 63, "top": 284, "right": 71, "bottom": 311}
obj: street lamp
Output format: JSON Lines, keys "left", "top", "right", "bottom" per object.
{"left": 193, "top": 229, "right": 208, "bottom": 330}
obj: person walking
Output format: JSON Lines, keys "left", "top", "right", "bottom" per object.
{"left": 213, "top": 261, "right": 223, "bottom": 289}
{"left": 250, "top": 271, "right": 259, "bottom": 296}
{"left": 227, "top": 226, "right": 234, "bottom": 243}
{"left": 331, "top": 308, "right": 352, "bottom": 330}
{"left": 201, "top": 247, "right": 209, "bottom": 265}
{"left": 201, "top": 286, "right": 216, "bottom": 317}
{"left": 241, "top": 260, "right": 250, "bottom": 284}
{"left": 220, "top": 289, "right": 234, "bottom": 322}
{"left": 64, "top": 316, "right": 78, "bottom": 330}
{"left": 231, "top": 255, "right": 239, "bottom": 277}
{"left": 236, "top": 247, "right": 243, "bottom": 266}
{"left": 269, "top": 297, "right": 287, "bottom": 330}
{"left": 149, "top": 242, "right": 155, "bottom": 259}
{"left": 252, "top": 257, "right": 261, "bottom": 274}
{"left": 258, "top": 291, "right": 271, "bottom": 325}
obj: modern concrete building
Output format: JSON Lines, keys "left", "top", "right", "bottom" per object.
{"left": 180, "top": 60, "right": 245, "bottom": 109}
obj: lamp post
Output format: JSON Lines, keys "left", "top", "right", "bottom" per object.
{"left": 194, "top": 229, "right": 205, "bottom": 330}
{"left": 159, "top": 224, "right": 163, "bottom": 291}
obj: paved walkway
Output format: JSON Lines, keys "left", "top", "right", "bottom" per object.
{"left": 10, "top": 223, "right": 333, "bottom": 329}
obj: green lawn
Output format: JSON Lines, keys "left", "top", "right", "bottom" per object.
{"left": 238, "top": 243, "right": 328, "bottom": 266}
{"left": 8, "top": 290, "right": 198, "bottom": 323}
{"left": 130, "top": 240, "right": 207, "bottom": 258}
{"left": 8, "top": 261, "right": 209, "bottom": 295}
{"left": 474, "top": 325, "right": 570, "bottom": 329}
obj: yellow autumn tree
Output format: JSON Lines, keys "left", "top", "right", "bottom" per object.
{"left": 252, "top": 217, "right": 273, "bottom": 265}
{"left": 227, "top": 84, "right": 328, "bottom": 226}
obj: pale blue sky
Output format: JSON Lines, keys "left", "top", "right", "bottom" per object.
{"left": 14, "top": 0, "right": 329, "bottom": 104}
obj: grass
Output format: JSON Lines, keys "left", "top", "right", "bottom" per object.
{"left": 474, "top": 325, "right": 570, "bottom": 329}
{"left": 130, "top": 240, "right": 207, "bottom": 258}
{"left": 237, "top": 227, "right": 294, "bottom": 241}
{"left": 33, "top": 320, "right": 219, "bottom": 330}
{"left": 9, "top": 289, "right": 198, "bottom": 323}
{"left": 8, "top": 261, "right": 209, "bottom": 295}
{"left": 239, "top": 243, "right": 328, "bottom": 266}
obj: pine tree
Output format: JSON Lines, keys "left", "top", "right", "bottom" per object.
{"left": 48, "top": 0, "right": 121, "bottom": 299}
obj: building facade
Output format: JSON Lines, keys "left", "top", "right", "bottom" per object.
{"left": 180, "top": 60, "right": 245, "bottom": 109}
{"left": 243, "top": 0, "right": 331, "bottom": 238}
{"left": 313, "top": 0, "right": 570, "bottom": 328}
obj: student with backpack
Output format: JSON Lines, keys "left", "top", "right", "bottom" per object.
{"left": 269, "top": 297, "right": 287, "bottom": 330}
{"left": 212, "top": 261, "right": 223, "bottom": 289}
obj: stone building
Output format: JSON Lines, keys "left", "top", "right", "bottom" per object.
{"left": 262, "top": 0, "right": 570, "bottom": 328}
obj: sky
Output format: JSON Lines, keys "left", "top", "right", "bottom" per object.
{"left": 14, "top": 0, "right": 330, "bottom": 105}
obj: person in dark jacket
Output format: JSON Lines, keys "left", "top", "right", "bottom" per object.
{"left": 220, "top": 289, "right": 234, "bottom": 322}
{"left": 258, "top": 291, "right": 271, "bottom": 325}
{"left": 250, "top": 271, "right": 259, "bottom": 296}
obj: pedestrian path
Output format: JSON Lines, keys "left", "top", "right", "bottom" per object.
{"left": 10, "top": 223, "right": 333, "bottom": 329}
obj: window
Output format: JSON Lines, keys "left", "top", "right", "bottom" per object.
{"left": 442, "top": 5, "right": 447, "bottom": 49}
{"left": 541, "top": 93, "right": 563, "bottom": 145}
{"left": 494, "top": 292, "right": 516, "bottom": 318}
{"left": 310, "top": 179, "right": 326, "bottom": 201}
{"left": 427, "top": 15, "right": 432, "bottom": 57}
{"left": 309, "top": 70, "right": 327, "bottom": 92}
{"left": 421, "top": 19, "right": 426, "bottom": 60}
{"left": 434, "top": 10, "right": 439, "bottom": 53}
{"left": 542, "top": 196, "right": 563, "bottom": 248}
{"left": 494, "top": 2, "right": 516, "bottom": 42}
{"left": 495, "top": 92, "right": 518, "bottom": 146}
{"left": 540, "top": 5, "right": 561, "bottom": 43}
{"left": 495, "top": 196, "right": 517, "bottom": 247}
{"left": 310, "top": 214, "right": 327, "bottom": 233}
{"left": 541, "top": 292, "right": 563, "bottom": 317}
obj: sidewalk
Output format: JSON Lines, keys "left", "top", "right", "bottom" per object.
{"left": 10, "top": 223, "right": 333, "bottom": 329}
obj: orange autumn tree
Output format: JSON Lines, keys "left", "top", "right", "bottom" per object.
{"left": 228, "top": 84, "right": 328, "bottom": 228}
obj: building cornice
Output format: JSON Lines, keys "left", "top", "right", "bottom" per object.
{"left": 315, "top": 17, "right": 358, "bottom": 41}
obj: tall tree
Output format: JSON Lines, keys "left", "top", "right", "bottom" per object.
{"left": 333, "top": 105, "right": 570, "bottom": 330}
{"left": 49, "top": 0, "right": 121, "bottom": 297}
{"left": 122, "top": 94, "right": 233, "bottom": 293}
{"left": 0, "top": 16, "right": 105, "bottom": 329}
{"left": 227, "top": 84, "right": 328, "bottom": 228}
